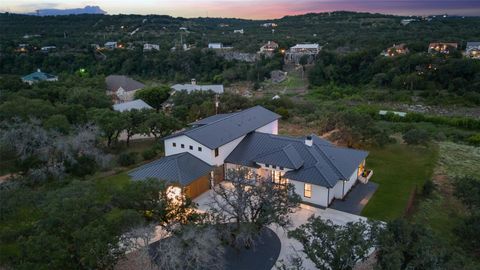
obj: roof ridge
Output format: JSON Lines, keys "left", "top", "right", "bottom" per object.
{"left": 282, "top": 144, "right": 299, "bottom": 168}
{"left": 313, "top": 144, "right": 346, "bottom": 179}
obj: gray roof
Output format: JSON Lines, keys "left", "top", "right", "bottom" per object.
{"left": 165, "top": 106, "right": 281, "bottom": 149}
{"left": 225, "top": 132, "right": 368, "bottom": 188}
{"left": 106, "top": 75, "right": 145, "bottom": 92}
{"left": 466, "top": 42, "right": 480, "bottom": 48}
{"left": 22, "top": 70, "right": 57, "bottom": 82}
{"left": 129, "top": 153, "right": 213, "bottom": 186}
{"left": 113, "top": 99, "right": 153, "bottom": 112}
{"left": 189, "top": 113, "right": 235, "bottom": 126}
{"left": 171, "top": 84, "right": 224, "bottom": 94}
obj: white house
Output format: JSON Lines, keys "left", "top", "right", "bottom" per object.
{"left": 285, "top": 43, "right": 322, "bottom": 65}
{"left": 105, "top": 75, "right": 145, "bottom": 103}
{"left": 208, "top": 43, "right": 223, "bottom": 49}
{"left": 129, "top": 106, "right": 372, "bottom": 207}
{"left": 21, "top": 69, "right": 58, "bottom": 85}
{"left": 143, "top": 43, "right": 160, "bottom": 52}
{"left": 465, "top": 42, "right": 480, "bottom": 59}
{"left": 171, "top": 79, "right": 224, "bottom": 95}
{"left": 233, "top": 29, "right": 244, "bottom": 34}
{"left": 104, "top": 41, "right": 118, "bottom": 50}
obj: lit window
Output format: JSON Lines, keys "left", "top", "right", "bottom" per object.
{"left": 304, "top": 184, "right": 312, "bottom": 198}
{"left": 172, "top": 142, "right": 176, "bottom": 147}
{"left": 189, "top": 145, "right": 193, "bottom": 150}
{"left": 181, "top": 144, "right": 185, "bottom": 148}
{"left": 215, "top": 148, "right": 219, "bottom": 157}
{"left": 198, "top": 147, "right": 202, "bottom": 152}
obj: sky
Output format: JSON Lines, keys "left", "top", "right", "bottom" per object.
{"left": 1, "top": 0, "right": 480, "bottom": 19}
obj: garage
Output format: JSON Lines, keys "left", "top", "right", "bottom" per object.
{"left": 184, "top": 175, "right": 210, "bottom": 199}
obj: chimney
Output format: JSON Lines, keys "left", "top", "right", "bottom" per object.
{"left": 305, "top": 135, "right": 313, "bottom": 146}
{"left": 191, "top": 78, "right": 197, "bottom": 85}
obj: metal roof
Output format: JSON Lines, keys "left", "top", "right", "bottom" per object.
{"left": 22, "top": 70, "right": 57, "bottom": 82}
{"left": 171, "top": 84, "right": 224, "bottom": 94}
{"left": 128, "top": 152, "right": 213, "bottom": 186}
{"left": 165, "top": 106, "right": 281, "bottom": 149}
{"left": 113, "top": 99, "right": 153, "bottom": 112}
{"left": 466, "top": 42, "right": 480, "bottom": 48}
{"left": 253, "top": 144, "right": 304, "bottom": 170}
{"left": 189, "top": 113, "right": 235, "bottom": 126}
{"left": 225, "top": 132, "right": 368, "bottom": 188}
{"left": 106, "top": 75, "right": 145, "bottom": 92}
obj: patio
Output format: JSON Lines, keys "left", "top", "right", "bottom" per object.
{"left": 330, "top": 182, "right": 379, "bottom": 215}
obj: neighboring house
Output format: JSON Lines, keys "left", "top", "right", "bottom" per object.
{"left": 379, "top": 110, "right": 407, "bottom": 117}
{"left": 259, "top": 41, "right": 279, "bottom": 55}
{"left": 170, "top": 43, "right": 194, "bottom": 52}
{"left": 104, "top": 41, "right": 118, "bottom": 50}
{"left": 113, "top": 99, "right": 153, "bottom": 112}
{"left": 465, "top": 42, "right": 480, "bottom": 59}
{"left": 143, "top": 43, "right": 160, "bottom": 52}
{"left": 21, "top": 69, "right": 58, "bottom": 85}
{"left": 105, "top": 75, "right": 145, "bottom": 103}
{"left": 171, "top": 79, "right": 224, "bottom": 94}
{"left": 15, "top": 44, "right": 29, "bottom": 53}
{"left": 129, "top": 106, "right": 372, "bottom": 208}
{"left": 285, "top": 43, "right": 321, "bottom": 65}
{"left": 261, "top": 22, "right": 278, "bottom": 27}
{"left": 400, "top": 19, "right": 417, "bottom": 25}
{"left": 381, "top": 43, "right": 409, "bottom": 57}
{"left": 41, "top": 46, "right": 56, "bottom": 52}
{"left": 428, "top": 42, "right": 458, "bottom": 54}
{"left": 233, "top": 29, "right": 244, "bottom": 34}
{"left": 208, "top": 43, "right": 223, "bottom": 49}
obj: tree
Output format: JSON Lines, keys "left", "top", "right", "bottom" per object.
{"left": 89, "top": 108, "right": 126, "bottom": 146}
{"left": 402, "top": 128, "right": 430, "bottom": 145}
{"left": 123, "top": 109, "right": 149, "bottom": 146}
{"left": 209, "top": 168, "right": 301, "bottom": 248}
{"left": 43, "top": 114, "right": 71, "bottom": 134}
{"left": 288, "top": 216, "right": 380, "bottom": 270}
{"left": 376, "top": 219, "right": 455, "bottom": 270}
{"left": 453, "top": 176, "right": 480, "bottom": 210}
{"left": 299, "top": 55, "right": 310, "bottom": 79}
{"left": 143, "top": 112, "right": 180, "bottom": 139}
{"left": 134, "top": 86, "right": 171, "bottom": 112}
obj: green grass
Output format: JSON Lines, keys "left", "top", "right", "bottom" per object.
{"left": 361, "top": 143, "right": 439, "bottom": 221}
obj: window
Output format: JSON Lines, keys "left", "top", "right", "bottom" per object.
{"left": 279, "top": 166, "right": 284, "bottom": 170}
{"left": 214, "top": 148, "right": 219, "bottom": 157}
{"left": 198, "top": 147, "right": 202, "bottom": 152}
{"left": 181, "top": 144, "right": 185, "bottom": 148}
{"left": 189, "top": 145, "right": 193, "bottom": 150}
{"left": 172, "top": 142, "right": 176, "bottom": 147}
{"left": 265, "top": 164, "right": 270, "bottom": 168}
{"left": 304, "top": 184, "right": 312, "bottom": 198}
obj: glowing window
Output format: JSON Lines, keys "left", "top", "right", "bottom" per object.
{"left": 304, "top": 184, "right": 312, "bottom": 198}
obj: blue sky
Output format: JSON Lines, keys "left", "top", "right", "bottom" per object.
{"left": 2, "top": 0, "right": 480, "bottom": 18}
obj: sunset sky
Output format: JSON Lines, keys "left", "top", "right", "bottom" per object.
{"left": 2, "top": 0, "right": 480, "bottom": 19}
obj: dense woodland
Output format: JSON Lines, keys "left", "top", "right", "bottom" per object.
{"left": 1, "top": 11, "right": 480, "bottom": 269}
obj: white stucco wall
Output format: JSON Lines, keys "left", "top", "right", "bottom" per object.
{"left": 289, "top": 179, "right": 331, "bottom": 207}
{"left": 164, "top": 135, "right": 212, "bottom": 163}
{"left": 255, "top": 120, "right": 278, "bottom": 134}
{"left": 332, "top": 168, "right": 360, "bottom": 199}
{"left": 212, "top": 135, "right": 246, "bottom": 166}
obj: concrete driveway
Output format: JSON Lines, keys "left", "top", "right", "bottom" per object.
{"left": 194, "top": 189, "right": 367, "bottom": 270}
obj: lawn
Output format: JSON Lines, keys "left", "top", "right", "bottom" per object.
{"left": 361, "top": 143, "right": 438, "bottom": 221}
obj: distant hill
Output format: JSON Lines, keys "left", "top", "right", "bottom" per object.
{"left": 28, "top": 6, "right": 106, "bottom": 16}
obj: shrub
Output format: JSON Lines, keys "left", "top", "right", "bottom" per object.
{"left": 118, "top": 152, "right": 137, "bottom": 167}
{"left": 403, "top": 129, "right": 430, "bottom": 145}
{"left": 422, "top": 179, "right": 436, "bottom": 197}
{"left": 142, "top": 149, "right": 157, "bottom": 160}
{"left": 467, "top": 134, "right": 480, "bottom": 146}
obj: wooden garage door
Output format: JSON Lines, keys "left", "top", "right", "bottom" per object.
{"left": 185, "top": 175, "right": 210, "bottom": 199}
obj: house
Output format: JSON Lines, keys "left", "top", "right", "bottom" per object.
{"left": 170, "top": 43, "right": 194, "bottom": 52}
{"left": 261, "top": 22, "right": 278, "bottom": 28}
{"left": 400, "top": 19, "right": 417, "bottom": 25}
{"left": 379, "top": 110, "right": 407, "bottom": 117}
{"left": 171, "top": 79, "right": 224, "bottom": 94}
{"left": 233, "top": 29, "right": 244, "bottom": 34}
{"left": 381, "top": 43, "right": 409, "bottom": 57}
{"left": 285, "top": 43, "right": 321, "bottom": 65}
{"left": 105, "top": 75, "right": 145, "bottom": 103}
{"left": 104, "top": 41, "right": 118, "bottom": 50}
{"left": 208, "top": 43, "right": 224, "bottom": 49}
{"left": 113, "top": 99, "right": 153, "bottom": 112}
{"left": 41, "top": 46, "right": 56, "bottom": 52}
{"left": 21, "top": 69, "right": 58, "bottom": 85}
{"left": 15, "top": 44, "right": 30, "bottom": 53}
{"left": 129, "top": 106, "right": 372, "bottom": 207}
{"left": 465, "top": 42, "right": 480, "bottom": 59}
{"left": 428, "top": 42, "right": 458, "bottom": 54}
{"left": 143, "top": 43, "right": 160, "bottom": 52}
{"left": 259, "top": 41, "right": 279, "bottom": 55}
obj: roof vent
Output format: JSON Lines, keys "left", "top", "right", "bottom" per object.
{"left": 305, "top": 135, "right": 313, "bottom": 146}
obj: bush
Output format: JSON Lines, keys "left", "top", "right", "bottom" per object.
{"left": 467, "top": 134, "right": 480, "bottom": 146}
{"left": 118, "top": 152, "right": 138, "bottom": 167}
{"left": 142, "top": 149, "right": 157, "bottom": 161}
{"left": 422, "top": 179, "right": 436, "bottom": 197}
{"left": 403, "top": 129, "right": 430, "bottom": 145}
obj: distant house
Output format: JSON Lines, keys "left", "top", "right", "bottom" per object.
{"left": 233, "top": 29, "right": 244, "bottom": 34}
{"left": 15, "top": 44, "right": 29, "bottom": 53}
{"left": 105, "top": 75, "right": 145, "bottom": 103}
{"left": 41, "top": 46, "right": 56, "bottom": 52}
{"left": 285, "top": 43, "right": 321, "bottom": 65}
{"left": 22, "top": 69, "right": 58, "bottom": 85}
{"left": 428, "top": 42, "right": 458, "bottom": 54}
{"left": 208, "top": 43, "right": 224, "bottom": 49}
{"left": 113, "top": 99, "right": 153, "bottom": 112}
{"left": 171, "top": 43, "right": 194, "bottom": 52}
{"left": 261, "top": 22, "right": 278, "bottom": 28}
{"left": 400, "top": 19, "right": 417, "bottom": 26}
{"left": 104, "top": 41, "right": 118, "bottom": 50}
{"left": 171, "top": 79, "right": 224, "bottom": 94}
{"left": 381, "top": 43, "right": 409, "bottom": 57}
{"left": 465, "top": 42, "right": 480, "bottom": 59}
{"left": 143, "top": 43, "right": 160, "bottom": 52}
{"left": 379, "top": 110, "right": 407, "bottom": 117}
{"left": 259, "top": 41, "right": 279, "bottom": 55}
{"left": 179, "top": 27, "right": 188, "bottom": 31}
